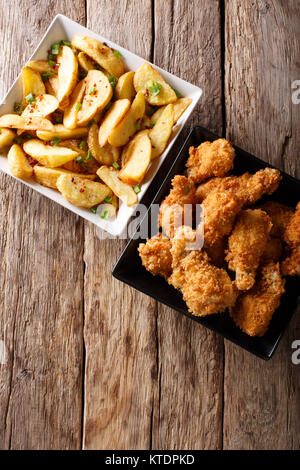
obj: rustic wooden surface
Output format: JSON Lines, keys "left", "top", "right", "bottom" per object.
{"left": 0, "top": 0, "right": 299, "bottom": 450}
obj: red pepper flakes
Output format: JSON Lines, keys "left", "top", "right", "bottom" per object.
{"left": 79, "top": 188, "right": 84, "bottom": 193}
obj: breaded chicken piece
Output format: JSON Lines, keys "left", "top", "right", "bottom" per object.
{"left": 225, "top": 210, "right": 272, "bottom": 290}
{"left": 186, "top": 138, "right": 235, "bottom": 183}
{"left": 138, "top": 234, "right": 172, "bottom": 280}
{"left": 261, "top": 237, "right": 283, "bottom": 263}
{"left": 260, "top": 201, "right": 294, "bottom": 238}
{"left": 168, "top": 226, "right": 237, "bottom": 316}
{"left": 230, "top": 262, "right": 285, "bottom": 336}
{"left": 158, "top": 175, "right": 196, "bottom": 238}
{"left": 281, "top": 202, "right": 300, "bottom": 276}
{"left": 195, "top": 174, "right": 251, "bottom": 203}
{"left": 205, "top": 237, "right": 227, "bottom": 267}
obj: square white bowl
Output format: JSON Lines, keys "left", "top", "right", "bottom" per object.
{"left": 0, "top": 14, "right": 202, "bottom": 236}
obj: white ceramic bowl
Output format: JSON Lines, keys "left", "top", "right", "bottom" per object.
{"left": 0, "top": 14, "right": 202, "bottom": 236}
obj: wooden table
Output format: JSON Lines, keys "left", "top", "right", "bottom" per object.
{"left": 0, "top": 0, "right": 299, "bottom": 450}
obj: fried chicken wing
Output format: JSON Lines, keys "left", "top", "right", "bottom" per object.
{"left": 230, "top": 262, "right": 285, "bottom": 336}
{"left": 261, "top": 237, "right": 283, "bottom": 263}
{"left": 186, "top": 138, "right": 235, "bottom": 183}
{"left": 281, "top": 202, "right": 300, "bottom": 276}
{"left": 158, "top": 175, "right": 196, "bottom": 238}
{"left": 260, "top": 201, "right": 293, "bottom": 238}
{"left": 225, "top": 209, "right": 272, "bottom": 290}
{"left": 283, "top": 202, "right": 300, "bottom": 246}
{"left": 281, "top": 247, "right": 300, "bottom": 276}
{"left": 138, "top": 234, "right": 172, "bottom": 280}
{"left": 168, "top": 226, "right": 237, "bottom": 316}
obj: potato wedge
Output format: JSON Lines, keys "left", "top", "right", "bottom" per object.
{"left": 77, "top": 52, "right": 95, "bottom": 72}
{"left": 150, "top": 97, "right": 192, "bottom": 126}
{"left": 0, "top": 114, "right": 54, "bottom": 131}
{"left": 60, "top": 139, "right": 99, "bottom": 174}
{"left": 88, "top": 123, "right": 119, "bottom": 165}
{"left": 108, "top": 91, "right": 145, "bottom": 147}
{"left": 23, "top": 139, "right": 79, "bottom": 167}
{"left": 98, "top": 99, "right": 130, "bottom": 147}
{"left": 72, "top": 35, "right": 124, "bottom": 78}
{"left": 119, "top": 132, "right": 151, "bottom": 185}
{"left": 0, "top": 128, "right": 16, "bottom": 149}
{"left": 97, "top": 166, "right": 138, "bottom": 207}
{"left": 121, "top": 129, "right": 149, "bottom": 167}
{"left": 63, "top": 80, "right": 86, "bottom": 129}
{"left": 56, "top": 174, "right": 110, "bottom": 208}
{"left": 28, "top": 60, "right": 56, "bottom": 74}
{"left": 149, "top": 104, "right": 174, "bottom": 159}
{"left": 96, "top": 202, "right": 117, "bottom": 219}
{"left": 57, "top": 45, "right": 78, "bottom": 104}
{"left": 34, "top": 165, "right": 95, "bottom": 189}
{"left": 22, "top": 94, "right": 59, "bottom": 118}
{"left": 21, "top": 66, "right": 46, "bottom": 104}
{"left": 37, "top": 124, "right": 88, "bottom": 141}
{"left": 133, "top": 63, "right": 177, "bottom": 106}
{"left": 77, "top": 70, "right": 113, "bottom": 126}
{"left": 115, "top": 71, "right": 136, "bottom": 100}
{"left": 8, "top": 144, "right": 33, "bottom": 179}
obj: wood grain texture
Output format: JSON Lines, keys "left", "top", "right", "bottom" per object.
{"left": 224, "top": 0, "right": 300, "bottom": 450}
{"left": 151, "top": 0, "right": 224, "bottom": 450}
{"left": 83, "top": 0, "right": 157, "bottom": 450}
{"left": 0, "top": 0, "right": 86, "bottom": 449}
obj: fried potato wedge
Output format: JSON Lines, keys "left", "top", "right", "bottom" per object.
{"left": 60, "top": 139, "right": 99, "bottom": 174}
{"left": 108, "top": 91, "right": 145, "bottom": 147}
{"left": 22, "top": 94, "right": 59, "bottom": 118}
{"left": 21, "top": 66, "right": 46, "bottom": 104}
{"left": 77, "top": 70, "right": 113, "bottom": 126}
{"left": 150, "top": 97, "right": 192, "bottom": 126}
{"left": 149, "top": 104, "right": 174, "bottom": 159}
{"left": 23, "top": 139, "right": 79, "bottom": 167}
{"left": 133, "top": 63, "right": 177, "bottom": 105}
{"left": 33, "top": 165, "right": 95, "bottom": 189}
{"left": 57, "top": 45, "right": 78, "bottom": 104}
{"left": 119, "top": 132, "right": 151, "bottom": 185}
{"left": 72, "top": 35, "right": 124, "bottom": 78}
{"left": 0, "top": 128, "right": 16, "bottom": 149}
{"left": 56, "top": 174, "right": 110, "bottom": 208}
{"left": 8, "top": 144, "right": 33, "bottom": 179}
{"left": 63, "top": 80, "right": 86, "bottom": 129}
{"left": 115, "top": 71, "right": 135, "bottom": 100}
{"left": 98, "top": 99, "right": 130, "bottom": 147}
{"left": 37, "top": 124, "right": 88, "bottom": 140}
{"left": 28, "top": 60, "right": 56, "bottom": 74}
{"left": 77, "top": 51, "right": 95, "bottom": 72}
{"left": 97, "top": 166, "right": 138, "bottom": 207}
{"left": 88, "top": 123, "right": 119, "bottom": 165}
{"left": 0, "top": 114, "right": 54, "bottom": 131}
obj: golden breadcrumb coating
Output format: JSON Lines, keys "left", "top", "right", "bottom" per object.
{"left": 260, "top": 201, "right": 294, "bottom": 238}
{"left": 281, "top": 247, "right": 300, "bottom": 276}
{"left": 283, "top": 202, "right": 300, "bottom": 246}
{"left": 158, "top": 175, "right": 196, "bottom": 238}
{"left": 230, "top": 262, "right": 285, "bottom": 337}
{"left": 138, "top": 234, "right": 172, "bottom": 280}
{"left": 186, "top": 138, "right": 235, "bottom": 183}
{"left": 261, "top": 237, "right": 283, "bottom": 263}
{"left": 205, "top": 237, "right": 227, "bottom": 267}
{"left": 225, "top": 209, "right": 272, "bottom": 290}
{"left": 168, "top": 226, "right": 237, "bottom": 316}
{"left": 281, "top": 202, "right": 300, "bottom": 276}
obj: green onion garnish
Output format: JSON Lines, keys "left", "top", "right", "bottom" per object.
{"left": 86, "top": 149, "right": 92, "bottom": 161}
{"left": 147, "top": 80, "right": 162, "bottom": 96}
{"left": 14, "top": 136, "right": 23, "bottom": 145}
{"left": 51, "top": 43, "right": 61, "bottom": 55}
{"left": 90, "top": 207, "right": 97, "bottom": 214}
{"left": 51, "top": 137, "right": 61, "bottom": 146}
{"left": 109, "top": 75, "right": 118, "bottom": 90}
{"left": 76, "top": 156, "right": 84, "bottom": 164}
{"left": 13, "top": 102, "right": 24, "bottom": 115}
{"left": 75, "top": 103, "right": 82, "bottom": 110}
{"left": 26, "top": 93, "right": 36, "bottom": 103}
{"left": 112, "top": 162, "right": 119, "bottom": 169}
{"left": 113, "top": 49, "right": 123, "bottom": 59}
{"left": 172, "top": 87, "right": 182, "bottom": 98}
{"left": 87, "top": 119, "right": 96, "bottom": 129}
{"left": 136, "top": 121, "right": 141, "bottom": 131}
{"left": 105, "top": 101, "right": 112, "bottom": 112}
{"left": 133, "top": 184, "right": 141, "bottom": 194}
{"left": 100, "top": 209, "right": 109, "bottom": 219}
{"left": 149, "top": 121, "right": 155, "bottom": 128}
{"left": 104, "top": 196, "right": 113, "bottom": 203}
{"left": 60, "top": 40, "right": 72, "bottom": 47}
{"left": 79, "top": 140, "right": 86, "bottom": 149}
{"left": 48, "top": 59, "right": 56, "bottom": 67}
{"left": 41, "top": 71, "right": 54, "bottom": 82}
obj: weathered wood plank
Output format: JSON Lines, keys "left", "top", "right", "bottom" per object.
{"left": 83, "top": 0, "right": 157, "bottom": 450}
{"left": 0, "top": 1, "right": 86, "bottom": 450}
{"left": 151, "top": 0, "right": 224, "bottom": 450}
{"left": 224, "top": 0, "right": 300, "bottom": 449}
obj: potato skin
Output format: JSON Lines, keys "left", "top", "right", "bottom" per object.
{"left": 56, "top": 174, "right": 111, "bottom": 208}
{"left": 133, "top": 63, "right": 177, "bottom": 105}
{"left": 0, "top": 128, "right": 15, "bottom": 150}
{"left": 8, "top": 144, "right": 33, "bottom": 180}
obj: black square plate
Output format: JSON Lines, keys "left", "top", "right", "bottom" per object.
{"left": 112, "top": 126, "right": 300, "bottom": 360}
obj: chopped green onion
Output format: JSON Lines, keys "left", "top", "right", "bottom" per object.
{"left": 87, "top": 119, "right": 96, "bottom": 129}
{"left": 109, "top": 75, "right": 118, "bottom": 90}
{"left": 72, "top": 48, "right": 77, "bottom": 55}
{"left": 90, "top": 207, "right": 97, "bottom": 214}
{"left": 133, "top": 184, "right": 141, "bottom": 194}
{"left": 48, "top": 53, "right": 54, "bottom": 60}
{"left": 149, "top": 121, "right": 155, "bottom": 128}
{"left": 60, "top": 40, "right": 72, "bottom": 47}
{"left": 79, "top": 140, "right": 86, "bottom": 149}
{"left": 105, "top": 101, "right": 112, "bottom": 112}
{"left": 171, "top": 87, "right": 182, "bottom": 98}
{"left": 48, "top": 59, "right": 56, "bottom": 67}
{"left": 147, "top": 80, "right": 162, "bottom": 96}
{"left": 51, "top": 43, "right": 61, "bottom": 55}
{"left": 89, "top": 87, "right": 96, "bottom": 95}
{"left": 112, "top": 162, "right": 119, "bottom": 169}
{"left": 51, "top": 137, "right": 61, "bottom": 146}
{"left": 41, "top": 71, "right": 54, "bottom": 82}
{"left": 86, "top": 149, "right": 92, "bottom": 161}
{"left": 100, "top": 209, "right": 109, "bottom": 219}
{"left": 13, "top": 102, "right": 24, "bottom": 115}
{"left": 113, "top": 49, "right": 123, "bottom": 59}
{"left": 75, "top": 103, "right": 82, "bottom": 110}
{"left": 76, "top": 156, "right": 84, "bottom": 164}
{"left": 25, "top": 93, "right": 36, "bottom": 103}
{"left": 104, "top": 196, "right": 113, "bottom": 203}
{"left": 14, "top": 136, "right": 23, "bottom": 145}
{"left": 136, "top": 121, "right": 141, "bottom": 131}
{"left": 54, "top": 112, "right": 63, "bottom": 123}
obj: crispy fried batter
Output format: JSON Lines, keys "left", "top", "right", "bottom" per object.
{"left": 261, "top": 237, "right": 283, "bottom": 263}
{"left": 186, "top": 138, "right": 235, "bottom": 183}
{"left": 284, "top": 202, "right": 300, "bottom": 246}
{"left": 260, "top": 201, "right": 294, "bottom": 238}
{"left": 281, "top": 202, "right": 300, "bottom": 276}
{"left": 225, "top": 209, "right": 272, "bottom": 290}
{"left": 205, "top": 237, "right": 227, "bottom": 267}
{"left": 158, "top": 175, "right": 196, "bottom": 238}
{"left": 230, "top": 262, "right": 285, "bottom": 337}
{"left": 281, "top": 247, "right": 300, "bottom": 276}
{"left": 168, "top": 226, "right": 237, "bottom": 316}
{"left": 138, "top": 234, "right": 172, "bottom": 280}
